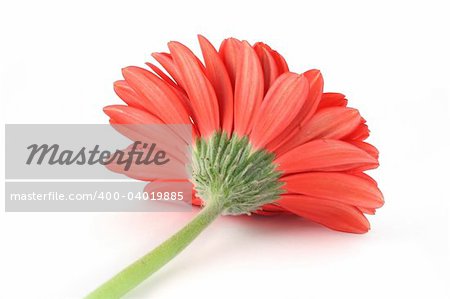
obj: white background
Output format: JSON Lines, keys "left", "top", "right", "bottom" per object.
{"left": 1, "top": 0, "right": 449, "bottom": 298}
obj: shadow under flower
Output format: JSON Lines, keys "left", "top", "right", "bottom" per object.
{"left": 120, "top": 208, "right": 365, "bottom": 298}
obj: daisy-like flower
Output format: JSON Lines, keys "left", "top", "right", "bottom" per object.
{"left": 88, "top": 35, "right": 383, "bottom": 298}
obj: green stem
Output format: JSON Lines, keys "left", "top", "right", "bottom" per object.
{"left": 86, "top": 200, "right": 224, "bottom": 299}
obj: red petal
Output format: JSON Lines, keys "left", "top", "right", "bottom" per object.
{"left": 297, "top": 69, "right": 324, "bottom": 125}
{"left": 218, "top": 38, "right": 242, "bottom": 87}
{"left": 233, "top": 41, "right": 264, "bottom": 136}
{"left": 104, "top": 105, "right": 193, "bottom": 143}
{"left": 252, "top": 204, "right": 290, "bottom": 216}
{"left": 198, "top": 35, "right": 234, "bottom": 135}
{"left": 113, "top": 80, "right": 146, "bottom": 110}
{"left": 192, "top": 195, "right": 203, "bottom": 206}
{"left": 250, "top": 73, "right": 309, "bottom": 149}
{"left": 104, "top": 105, "right": 163, "bottom": 124}
{"left": 145, "top": 62, "right": 182, "bottom": 92}
{"left": 281, "top": 172, "right": 384, "bottom": 208}
{"left": 121, "top": 66, "right": 191, "bottom": 125}
{"left": 275, "top": 107, "right": 362, "bottom": 155}
{"left": 151, "top": 52, "right": 185, "bottom": 88}
{"left": 345, "top": 123, "right": 370, "bottom": 141}
{"left": 104, "top": 106, "right": 165, "bottom": 146}
{"left": 276, "top": 139, "right": 379, "bottom": 174}
{"left": 347, "top": 140, "right": 379, "bottom": 159}
{"left": 168, "top": 41, "right": 220, "bottom": 137}
{"left": 253, "top": 42, "right": 280, "bottom": 93}
{"left": 297, "top": 107, "right": 362, "bottom": 144}
{"left": 267, "top": 70, "right": 323, "bottom": 152}
{"left": 277, "top": 194, "right": 370, "bottom": 233}
{"left": 358, "top": 207, "right": 376, "bottom": 215}
{"left": 271, "top": 50, "right": 289, "bottom": 73}
{"left": 349, "top": 172, "right": 379, "bottom": 186}
{"left": 317, "top": 92, "right": 348, "bottom": 110}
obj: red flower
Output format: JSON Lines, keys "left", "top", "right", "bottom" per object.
{"left": 88, "top": 35, "right": 384, "bottom": 299}
{"left": 105, "top": 35, "right": 383, "bottom": 234}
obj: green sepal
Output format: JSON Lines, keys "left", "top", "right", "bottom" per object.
{"left": 191, "top": 132, "right": 284, "bottom": 215}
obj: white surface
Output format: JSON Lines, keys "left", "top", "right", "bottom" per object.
{"left": 1, "top": 0, "right": 449, "bottom": 298}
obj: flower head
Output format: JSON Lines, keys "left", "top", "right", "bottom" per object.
{"left": 89, "top": 35, "right": 384, "bottom": 299}
{"left": 104, "top": 35, "right": 383, "bottom": 234}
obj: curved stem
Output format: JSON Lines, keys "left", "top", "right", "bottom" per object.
{"left": 86, "top": 200, "right": 224, "bottom": 299}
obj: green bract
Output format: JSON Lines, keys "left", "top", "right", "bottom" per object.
{"left": 191, "top": 132, "right": 285, "bottom": 215}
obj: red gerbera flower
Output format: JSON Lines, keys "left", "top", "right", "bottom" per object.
{"left": 89, "top": 35, "right": 383, "bottom": 298}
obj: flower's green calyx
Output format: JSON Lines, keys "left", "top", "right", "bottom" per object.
{"left": 191, "top": 132, "right": 284, "bottom": 215}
